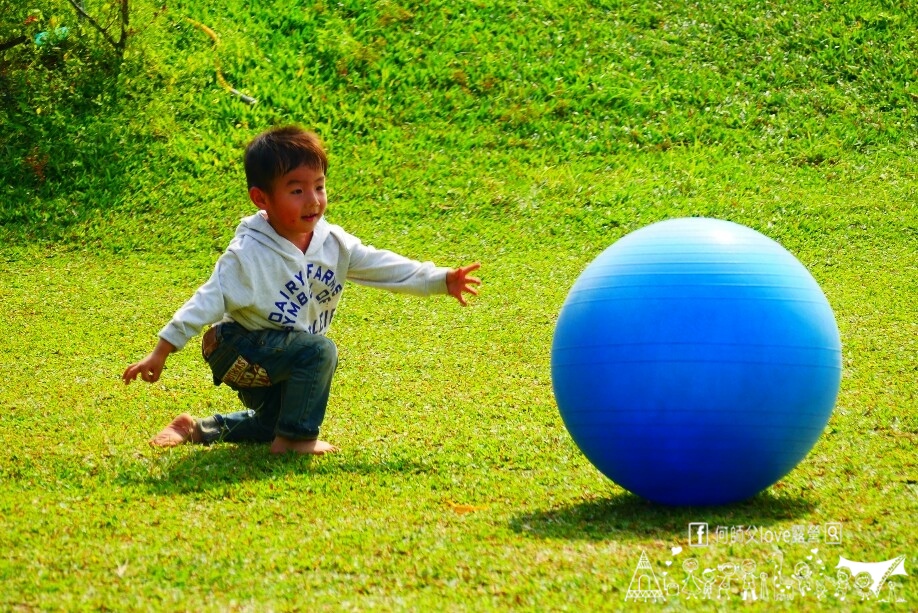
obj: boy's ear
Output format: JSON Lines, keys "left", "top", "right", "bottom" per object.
{"left": 249, "top": 186, "right": 269, "bottom": 210}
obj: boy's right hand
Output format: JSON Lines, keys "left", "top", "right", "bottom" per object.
{"left": 122, "top": 339, "right": 175, "bottom": 384}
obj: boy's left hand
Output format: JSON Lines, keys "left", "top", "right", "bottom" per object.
{"left": 446, "top": 262, "right": 482, "bottom": 306}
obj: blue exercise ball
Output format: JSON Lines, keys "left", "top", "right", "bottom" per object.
{"left": 551, "top": 218, "right": 842, "bottom": 505}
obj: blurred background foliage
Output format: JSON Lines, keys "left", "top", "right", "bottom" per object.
{"left": 1, "top": 0, "right": 916, "bottom": 250}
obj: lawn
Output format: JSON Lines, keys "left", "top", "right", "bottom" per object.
{"left": 1, "top": 0, "right": 915, "bottom": 610}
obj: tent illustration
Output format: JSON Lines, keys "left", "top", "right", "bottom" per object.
{"left": 625, "top": 550, "right": 666, "bottom": 603}
{"left": 837, "top": 555, "right": 907, "bottom": 596}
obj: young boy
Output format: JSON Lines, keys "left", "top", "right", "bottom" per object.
{"left": 123, "top": 126, "right": 481, "bottom": 455}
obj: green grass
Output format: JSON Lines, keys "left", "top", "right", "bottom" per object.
{"left": 1, "top": 0, "right": 916, "bottom": 610}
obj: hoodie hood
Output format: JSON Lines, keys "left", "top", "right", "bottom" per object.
{"left": 231, "top": 211, "right": 332, "bottom": 261}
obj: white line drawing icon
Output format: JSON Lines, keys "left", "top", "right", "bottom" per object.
{"left": 741, "top": 560, "right": 758, "bottom": 601}
{"left": 825, "top": 522, "right": 842, "bottom": 544}
{"left": 681, "top": 558, "right": 703, "bottom": 600}
{"left": 793, "top": 561, "right": 814, "bottom": 597}
{"left": 771, "top": 552, "right": 796, "bottom": 601}
{"left": 717, "top": 563, "right": 736, "bottom": 599}
{"left": 625, "top": 550, "right": 666, "bottom": 603}
{"left": 618, "top": 546, "right": 910, "bottom": 605}
{"left": 759, "top": 571, "right": 770, "bottom": 601}
{"left": 854, "top": 572, "right": 875, "bottom": 602}
{"left": 688, "top": 522, "right": 708, "bottom": 547}
{"left": 701, "top": 568, "right": 716, "bottom": 599}
{"left": 834, "top": 568, "right": 851, "bottom": 601}
{"left": 880, "top": 580, "right": 906, "bottom": 603}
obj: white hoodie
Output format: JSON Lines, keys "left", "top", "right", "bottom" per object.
{"left": 159, "top": 212, "right": 450, "bottom": 350}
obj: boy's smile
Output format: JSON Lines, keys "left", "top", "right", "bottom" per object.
{"left": 249, "top": 164, "right": 327, "bottom": 251}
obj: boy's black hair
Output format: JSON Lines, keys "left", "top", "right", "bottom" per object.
{"left": 244, "top": 126, "right": 328, "bottom": 191}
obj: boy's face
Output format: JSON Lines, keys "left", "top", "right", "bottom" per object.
{"left": 249, "top": 165, "right": 327, "bottom": 248}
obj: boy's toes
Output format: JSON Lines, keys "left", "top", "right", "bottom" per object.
{"left": 149, "top": 428, "right": 186, "bottom": 447}
{"left": 149, "top": 414, "right": 197, "bottom": 447}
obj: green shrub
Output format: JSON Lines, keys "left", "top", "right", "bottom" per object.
{"left": 0, "top": 1, "right": 156, "bottom": 237}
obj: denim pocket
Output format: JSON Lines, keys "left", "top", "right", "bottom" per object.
{"left": 203, "top": 324, "right": 272, "bottom": 388}
{"left": 221, "top": 355, "right": 271, "bottom": 388}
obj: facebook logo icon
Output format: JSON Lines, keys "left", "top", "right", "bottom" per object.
{"left": 689, "top": 522, "right": 709, "bottom": 547}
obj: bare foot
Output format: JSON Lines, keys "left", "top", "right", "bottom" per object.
{"left": 269, "top": 436, "right": 339, "bottom": 455}
{"left": 150, "top": 413, "right": 201, "bottom": 447}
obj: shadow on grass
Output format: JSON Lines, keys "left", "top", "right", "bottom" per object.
{"left": 121, "top": 443, "right": 431, "bottom": 496}
{"left": 510, "top": 490, "right": 816, "bottom": 541}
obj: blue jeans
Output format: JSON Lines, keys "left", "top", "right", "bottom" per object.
{"left": 197, "top": 322, "right": 337, "bottom": 444}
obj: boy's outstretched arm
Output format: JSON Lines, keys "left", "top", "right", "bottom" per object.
{"left": 446, "top": 262, "right": 482, "bottom": 306}
{"left": 122, "top": 338, "right": 176, "bottom": 384}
